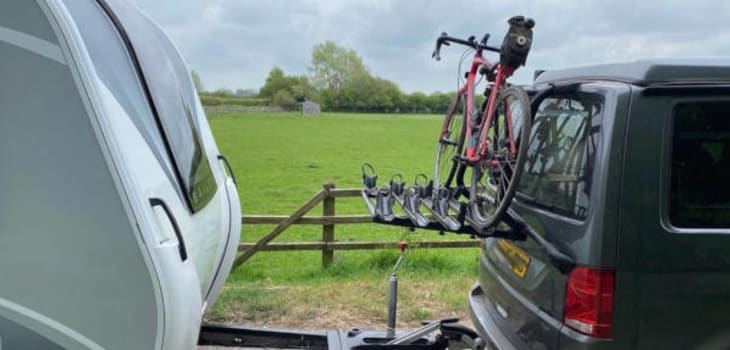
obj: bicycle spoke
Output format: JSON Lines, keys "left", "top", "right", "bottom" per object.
{"left": 495, "top": 180, "right": 502, "bottom": 207}
{"left": 435, "top": 101, "right": 466, "bottom": 190}
{"left": 497, "top": 160, "right": 516, "bottom": 177}
{"left": 472, "top": 90, "right": 530, "bottom": 224}
{"left": 499, "top": 169, "right": 510, "bottom": 187}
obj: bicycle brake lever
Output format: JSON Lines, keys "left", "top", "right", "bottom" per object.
{"left": 433, "top": 33, "right": 451, "bottom": 61}
{"left": 433, "top": 42, "right": 449, "bottom": 61}
{"left": 480, "top": 33, "right": 490, "bottom": 45}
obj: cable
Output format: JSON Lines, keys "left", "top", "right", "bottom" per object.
{"left": 456, "top": 48, "right": 474, "bottom": 115}
{"left": 456, "top": 47, "right": 473, "bottom": 90}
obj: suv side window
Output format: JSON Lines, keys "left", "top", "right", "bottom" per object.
{"left": 518, "top": 92, "right": 604, "bottom": 219}
{"left": 670, "top": 101, "right": 730, "bottom": 228}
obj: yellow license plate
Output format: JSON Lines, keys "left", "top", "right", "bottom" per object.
{"left": 497, "top": 239, "right": 531, "bottom": 278}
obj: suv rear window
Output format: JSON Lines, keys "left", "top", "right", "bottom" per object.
{"left": 517, "top": 93, "right": 604, "bottom": 219}
{"left": 670, "top": 101, "right": 730, "bottom": 228}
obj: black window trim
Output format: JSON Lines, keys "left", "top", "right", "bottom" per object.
{"left": 94, "top": 0, "right": 200, "bottom": 213}
{"left": 663, "top": 96, "right": 730, "bottom": 234}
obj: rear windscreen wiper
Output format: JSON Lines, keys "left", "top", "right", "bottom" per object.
{"left": 515, "top": 193, "right": 559, "bottom": 211}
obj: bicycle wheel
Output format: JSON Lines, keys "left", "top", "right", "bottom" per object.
{"left": 469, "top": 85, "right": 532, "bottom": 228}
{"left": 434, "top": 94, "right": 466, "bottom": 190}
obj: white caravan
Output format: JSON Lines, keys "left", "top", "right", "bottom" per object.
{"left": 0, "top": 0, "right": 241, "bottom": 349}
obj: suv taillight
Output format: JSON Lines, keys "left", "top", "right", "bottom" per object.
{"left": 564, "top": 266, "right": 615, "bottom": 338}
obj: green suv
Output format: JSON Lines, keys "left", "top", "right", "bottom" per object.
{"left": 469, "top": 60, "right": 730, "bottom": 350}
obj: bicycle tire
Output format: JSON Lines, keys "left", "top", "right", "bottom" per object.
{"left": 469, "top": 85, "right": 532, "bottom": 228}
{"left": 434, "top": 94, "right": 466, "bottom": 190}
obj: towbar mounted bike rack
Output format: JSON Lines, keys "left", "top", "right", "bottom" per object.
{"left": 361, "top": 163, "right": 577, "bottom": 274}
{"left": 361, "top": 163, "right": 527, "bottom": 240}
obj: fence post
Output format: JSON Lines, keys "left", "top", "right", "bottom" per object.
{"left": 322, "top": 182, "right": 336, "bottom": 267}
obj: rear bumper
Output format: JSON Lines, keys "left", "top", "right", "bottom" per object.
{"left": 469, "top": 283, "right": 615, "bottom": 350}
{"left": 468, "top": 283, "right": 522, "bottom": 350}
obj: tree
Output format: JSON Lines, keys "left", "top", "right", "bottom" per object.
{"left": 211, "top": 88, "right": 234, "bottom": 98}
{"left": 309, "top": 41, "right": 408, "bottom": 112}
{"left": 234, "top": 88, "right": 258, "bottom": 98}
{"left": 310, "top": 41, "right": 367, "bottom": 92}
{"left": 191, "top": 70, "right": 204, "bottom": 92}
{"left": 428, "top": 92, "right": 452, "bottom": 114}
{"left": 289, "top": 76, "right": 317, "bottom": 102}
{"left": 375, "top": 78, "right": 402, "bottom": 112}
{"left": 407, "top": 92, "right": 428, "bottom": 113}
{"left": 272, "top": 90, "right": 298, "bottom": 110}
{"left": 259, "top": 67, "right": 292, "bottom": 98}
{"left": 259, "top": 67, "right": 317, "bottom": 102}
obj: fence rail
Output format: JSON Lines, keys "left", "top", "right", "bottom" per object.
{"left": 242, "top": 215, "right": 372, "bottom": 225}
{"left": 233, "top": 182, "right": 480, "bottom": 270}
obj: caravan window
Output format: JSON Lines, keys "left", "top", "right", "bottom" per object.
{"left": 101, "top": 0, "right": 218, "bottom": 212}
{"left": 65, "top": 0, "right": 178, "bottom": 190}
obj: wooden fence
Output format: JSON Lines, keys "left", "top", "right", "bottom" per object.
{"left": 233, "top": 182, "right": 481, "bottom": 269}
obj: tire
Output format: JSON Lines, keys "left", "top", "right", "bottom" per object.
{"left": 434, "top": 95, "right": 466, "bottom": 190}
{"left": 469, "top": 85, "right": 532, "bottom": 228}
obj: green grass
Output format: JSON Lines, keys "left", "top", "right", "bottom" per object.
{"left": 208, "top": 112, "right": 479, "bottom": 328}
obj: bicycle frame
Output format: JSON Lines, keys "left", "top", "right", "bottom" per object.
{"left": 440, "top": 54, "right": 516, "bottom": 166}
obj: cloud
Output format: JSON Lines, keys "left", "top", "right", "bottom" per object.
{"left": 134, "top": 0, "right": 730, "bottom": 93}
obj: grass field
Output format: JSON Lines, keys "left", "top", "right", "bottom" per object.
{"left": 206, "top": 112, "right": 480, "bottom": 329}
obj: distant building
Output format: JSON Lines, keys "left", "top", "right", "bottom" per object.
{"left": 301, "top": 100, "right": 321, "bottom": 116}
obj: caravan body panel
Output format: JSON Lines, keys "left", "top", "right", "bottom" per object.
{"left": 0, "top": 1, "right": 241, "bottom": 349}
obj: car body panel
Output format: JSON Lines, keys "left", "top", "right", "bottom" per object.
{"left": 617, "top": 88, "right": 730, "bottom": 349}
{"left": 474, "top": 82, "right": 631, "bottom": 349}
{"left": 474, "top": 60, "right": 730, "bottom": 349}
{"left": 0, "top": 2, "right": 160, "bottom": 348}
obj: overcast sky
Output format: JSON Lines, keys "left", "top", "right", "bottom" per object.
{"left": 133, "top": 1, "right": 730, "bottom": 94}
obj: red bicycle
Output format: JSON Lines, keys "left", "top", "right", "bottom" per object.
{"left": 433, "top": 16, "right": 535, "bottom": 228}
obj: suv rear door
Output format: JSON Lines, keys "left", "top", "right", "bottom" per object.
{"left": 476, "top": 83, "right": 629, "bottom": 349}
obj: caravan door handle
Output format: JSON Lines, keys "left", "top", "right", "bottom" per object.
{"left": 217, "top": 154, "right": 237, "bottom": 186}
{"left": 149, "top": 198, "right": 188, "bottom": 261}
